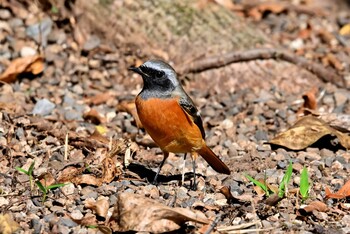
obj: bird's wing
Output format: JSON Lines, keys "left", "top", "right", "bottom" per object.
{"left": 178, "top": 94, "right": 206, "bottom": 139}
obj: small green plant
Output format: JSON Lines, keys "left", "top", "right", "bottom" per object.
{"left": 300, "top": 166, "right": 310, "bottom": 202}
{"left": 35, "top": 181, "right": 67, "bottom": 202}
{"left": 15, "top": 161, "right": 35, "bottom": 191}
{"left": 16, "top": 161, "right": 66, "bottom": 202}
{"left": 278, "top": 161, "right": 293, "bottom": 198}
{"left": 245, "top": 161, "right": 293, "bottom": 198}
{"left": 245, "top": 174, "right": 273, "bottom": 196}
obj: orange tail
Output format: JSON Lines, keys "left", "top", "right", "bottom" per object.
{"left": 197, "top": 145, "right": 230, "bottom": 175}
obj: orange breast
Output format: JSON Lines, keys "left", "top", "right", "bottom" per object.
{"left": 135, "top": 96, "right": 205, "bottom": 153}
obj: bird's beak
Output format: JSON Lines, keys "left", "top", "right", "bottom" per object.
{"left": 129, "top": 66, "right": 144, "bottom": 76}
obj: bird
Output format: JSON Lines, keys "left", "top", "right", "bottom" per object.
{"left": 130, "top": 60, "right": 230, "bottom": 188}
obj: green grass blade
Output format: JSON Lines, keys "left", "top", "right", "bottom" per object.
{"left": 245, "top": 174, "right": 270, "bottom": 196}
{"left": 15, "top": 167, "right": 29, "bottom": 175}
{"left": 46, "top": 183, "right": 67, "bottom": 190}
{"left": 300, "top": 167, "right": 309, "bottom": 201}
{"left": 35, "top": 181, "right": 47, "bottom": 193}
{"left": 278, "top": 161, "right": 293, "bottom": 198}
{"left": 28, "top": 161, "right": 35, "bottom": 176}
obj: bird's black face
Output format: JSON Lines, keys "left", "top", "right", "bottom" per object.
{"left": 130, "top": 60, "right": 179, "bottom": 93}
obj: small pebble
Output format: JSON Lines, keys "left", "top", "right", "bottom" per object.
{"left": 32, "top": 99, "right": 55, "bottom": 116}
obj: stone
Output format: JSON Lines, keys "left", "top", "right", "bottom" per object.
{"left": 334, "top": 91, "right": 348, "bottom": 106}
{"left": 0, "top": 9, "right": 11, "bottom": 19}
{"left": 26, "top": 18, "right": 53, "bottom": 46}
{"left": 20, "top": 46, "right": 37, "bottom": 57}
{"left": 32, "top": 99, "right": 55, "bottom": 116}
{"left": 83, "top": 35, "right": 101, "bottom": 51}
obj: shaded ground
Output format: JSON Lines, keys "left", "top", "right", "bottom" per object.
{"left": 0, "top": 0, "right": 350, "bottom": 233}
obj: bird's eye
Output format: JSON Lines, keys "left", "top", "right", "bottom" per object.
{"left": 155, "top": 71, "right": 164, "bottom": 78}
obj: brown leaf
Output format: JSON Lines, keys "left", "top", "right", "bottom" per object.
{"left": 68, "top": 213, "right": 97, "bottom": 226}
{"left": 117, "top": 101, "right": 143, "bottom": 128}
{"left": 265, "top": 194, "right": 284, "bottom": 206}
{"left": 100, "top": 157, "right": 120, "bottom": 183}
{"left": 0, "top": 213, "right": 20, "bottom": 234}
{"left": 73, "top": 174, "right": 103, "bottom": 186}
{"left": 297, "top": 87, "right": 318, "bottom": 116}
{"left": 90, "top": 129, "right": 110, "bottom": 144}
{"left": 339, "top": 24, "right": 350, "bottom": 36}
{"left": 57, "top": 167, "right": 84, "bottom": 183}
{"left": 298, "top": 201, "right": 328, "bottom": 215}
{"left": 248, "top": 3, "right": 286, "bottom": 20}
{"left": 85, "top": 199, "right": 110, "bottom": 219}
{"left": 214, "top": 0, "right": 242, "bottom": 11}
{"left": 83, "top": 109, "right": 106, "bottom": 125}
{"left": 84, "top": 92, "right": 113, "bottom": 105}
{"left": 0, "top": 55, "right": 44, "bottom": 83}
{"left": 326, "top": 54, "right": 344, "bottom": 71}
{"left": 38, "top": 172, "right": 55, "bottom": 187}
{"left": 269, "top": 116, "right": 350, "bottom": 150}
{"left": 325, "top": 180, "right": 350, "bottom": 199}
{"left": 110, "top": 193, "right": 210, "bottom": 233}
{"left": 59, "top": 157, "right": 120, "bottom": 186}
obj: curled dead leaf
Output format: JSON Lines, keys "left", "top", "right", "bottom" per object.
{"left": 83, "top": 109, "right": 106, "bottom": 125}
{"left": 58, "top": 158, "right": 120, "bottom": 186}
{"left": 325, "top": 180, "right": 350, "bottom": 199}
{"left": 110, "top": 193, "right": 210, "bottom": 233}
{"left": 85, "top": 199, "right": 110, "bottom": 219}
{"left": 0, "top": 55, "right": 44, "bottom": 83}
{"left": 90, "top": 129, "right": 109, "bottom": 144}
{"left": 38, "top": 172, "right": 55, "bottom": 187}
{"left": 84, "top": 92, "right": 113, "bottom": 105}
{"left": 297, "top": 87, "right": 318, "bottom": 116}
{"left": 248, "top": 3, "right": 286, "bottom": 21}
{"left": 269, "top": 116, "right": 350, "bottom": 150}
{"left": 298, "top": 201, "right": 328, "bottom": 216}
{"left": 68, "top": 213, "right": 97, "bottom": 226}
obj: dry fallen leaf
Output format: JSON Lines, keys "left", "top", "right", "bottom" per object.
{"left": 85, "top": 198, "right": 110, "bottom": 219}
{"left": 0, "top": 213, "right": 20, "bottom": 234}
{"left": 0, "top": 55, "right": 44, "bottom": 83}
{"left": 110, "top": 193, "right": 210, "bottom": 233}
{"left": 90, "top": 129, "right": 109, "bottom": 144}
{"left": 298, "top": 201, "right": 328, "bottom": 216}
{"left": 83, "top": 109, "right": 106, "bottom": 125}
{"left": 214, "top": 0, "right": 242, "bottom": 11}
{"left": 38, "top": 172, "right": 55, "bottom": 187}
{"left": 248, "top": 3, "right": 286, "bottom": 21}
{"left": 58, "top": 158, "right": 120, "bottom": 186}
{"left": 325, "top": 179, "right": 350, "bottom": 199}
{"left": 265, "top": 194, "right": 284, "bottom": 206}
{"left": 339, "top": 23, "right": 350, "bottom": 36}
{"left": 297, "top": 87, "right": 318, "bottom": 116}
{"left": 269, "top": 116, "right": 350, "bottom": 150}
{"left": 68, "top": 213, "right": 97, "bottom": 226}
{"left": 326, "top": 53, "right": 344, "bottom": 71}
{"left": 84, "top": 92, "right": 113, "bottom": 105}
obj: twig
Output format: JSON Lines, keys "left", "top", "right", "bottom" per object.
{"left": 204, "top": 214, "right": 221, "bottom": 234}
{"left": 220, "top": 227, "right": 275, "bottom": 234}
{"left": 64, "top": 132, "right": 69, "bottom": 161}
{"left": 178, "top": 48, "right": 345, "bottom": 88}
{"left": 217, "top": 220, "right": 261, "bottom": 231}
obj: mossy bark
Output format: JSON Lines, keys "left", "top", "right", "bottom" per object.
{"left": 79, "top": 0, "right": 268, "bottom": 65}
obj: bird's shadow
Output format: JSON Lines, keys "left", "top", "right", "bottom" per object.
{"left": 126, "top": 163, "right": 205, "bottom": 184}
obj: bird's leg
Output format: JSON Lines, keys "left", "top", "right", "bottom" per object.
{"left": 181, "top": 153, "right": 187, "bottom": 186}
{"left": 153, "top": 151, "right": 169, "bottom": 184}
{"left": 190, "top": 152, "right": 198, "bottom": 190}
